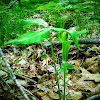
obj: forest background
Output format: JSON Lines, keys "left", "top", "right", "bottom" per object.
{"left": 0, "top": 0, "right": 100, "bottom": 100}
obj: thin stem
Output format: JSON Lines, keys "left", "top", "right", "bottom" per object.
{"left": 62, "top": 41, "right": 71, "bottom": 100}
{"left": 49, "top": 34, "right": 61, "bottom": 100}
{"left": 63, "top": 62, "right": 66, "bottom": 100}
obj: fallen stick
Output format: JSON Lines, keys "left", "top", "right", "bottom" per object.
{"left": 35, "top": 38, "right": 100, "bottom": 45}
{"left": 0, "top": 67, "right": 37, "bottom": 84}
{"left": 0, "top": 48, "right": 30, "bottom": 100}
{"left": 78, "top": 38, "right": 100, "bottom": 44}
{"left": 86, "top": 94, "right": 100, "bottom": 100}
{"left": 0, "top": 75, "right": 21, "bottom": 100}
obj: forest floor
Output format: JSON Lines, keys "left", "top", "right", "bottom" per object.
{"left": 0, "top": 1, "right": 100, "bottom": 100}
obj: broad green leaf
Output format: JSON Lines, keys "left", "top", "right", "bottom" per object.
{"left": 58, "top": 67, "right": 68, "bottom": 73}
{"left": 21, "top": 18, "right": 49, "bottom": 28}
{"left": 61, "top": 63, "right": 75, "bottom": 69}
{"left": 5, "top": 28, "right": 50, "bottom": 44}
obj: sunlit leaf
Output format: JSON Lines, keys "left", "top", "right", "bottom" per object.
{"left": 67, "top": 29, "right": 88, "bottom": 50}
{"left": 43, "top": 43, "right": 51, "bottom": 46}
{"left": 25, "top": 49, "right": 29, "bottom": 54}
{"left": 21, "top": 18, "right": 49, "bottom": 28}
{"left": 67, "top": 30, "right": 81, "bottom": 50}
{"left": 58, "top": 67, "right": 68, "bottom": 73}
{"left": 77, "top": 30, "right": 88, "bottom": 35}
{"left": 61, "top": 63, "right": 75, "bottom": 69}
{"left": 36, "top": 1, "right": 57, "bottom": 11}
{"left": 51, "top": 27, "right": 66, "bottom": 32}
{"left": 58, "top": 31, "right": 68, "bottom": 43}
{"left": 5, "top": 28, "right": 50, "bottom": 44}
{"left": 41, "top": 55, "right": 47, "bottom": 59}
{"left": 14, "top": 59, "right": 22, "bottom": 64}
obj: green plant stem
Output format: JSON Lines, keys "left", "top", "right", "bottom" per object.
{"left": 62, "top": 40, "right": 71, "bottom": 100}
{"left": 63, "top": 62, "right": 66, "bottom": 100}
{"left": 62, "top": 42, "right": 68, "bottom": 100}
{"left": 49, "top": 34, "right": 61, "bottom": 100}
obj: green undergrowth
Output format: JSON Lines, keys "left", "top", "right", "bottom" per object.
{"left": 0, "top": 0, "right": 100, "bottom": 47}
{"left": 36, "top": 0, "right": 100, "bottom": 38}
{"left": 0, "top": 2, "right": 27, "bottom": 47}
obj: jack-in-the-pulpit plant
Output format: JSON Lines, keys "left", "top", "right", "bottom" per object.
{"left": 5, "top": 18, "right": 88, "bottom": 100}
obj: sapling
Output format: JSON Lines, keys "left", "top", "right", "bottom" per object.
{"left": 5, "top": 18, "right": 88, "bottom": 100}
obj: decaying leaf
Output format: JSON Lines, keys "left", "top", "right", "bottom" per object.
{"left": 84, "top": 56, "right": 100, "bottom": 73}
{"left": 66, "top": 90, "right": 82, "bottom": 100}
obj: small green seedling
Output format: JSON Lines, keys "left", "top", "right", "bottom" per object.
{"left": 5, "top": 18, "right": 88, "bottom": 100}
{"left": 14, "top": 59, "right": 22, "bottom": 64}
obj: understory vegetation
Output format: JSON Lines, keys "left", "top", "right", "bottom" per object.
{"left": 0, "top": 0, "right": 100, "bottom": 100}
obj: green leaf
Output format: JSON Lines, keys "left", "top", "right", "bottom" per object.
{"left": 51, "top": 27, "right": 67, "bottom": 32}
{"left": 67, "top": 29, "right": 81, "bottom": 50}
{"left": 0, "top": 61, "right": 3, "bottom": 65}
{"left": 67, "top": 29, "right": 88, "bottom": 50}
{"left": 43, "top": 43, "right": 51, "bottom": 46}
{"left": 25, "top": 49, "right": 29, "bottom": 54}
{"left": 21, "top": 18, "right": 49, "bottom": 28}
{"left": 61, "top": 63, "right": 75, "bottom": 69}
{"left": 77, "top": 30, "right": 89, "bottom": 35}
{"left": 14, "top": 59, "right": 22, "bottom": 64}
{"left": 14, "top": 70, "right": 20, "bottom": 74}
{"left": 41, "top": 55, "right": 47, "bottom": 59}
{"left": 58, "top": 67, "right": 68, "bottom": 73}
{"left": 58, "top": 31, "right": 68, "bottom": 43}
{"left": 5, "top": 29, "right": 50, "bottom": 44}
{"left": 36, "top": 1, "right": 57, "bottom": 11}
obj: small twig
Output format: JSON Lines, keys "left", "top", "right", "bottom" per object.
{"left": 0, "top": 75, "right": 21, "bottom": 100}
{"left": 0, "top": 67, "right": 38, "bottom": 100}
{"left": 86, "top": 94, "right": 100, "bottom": 100}
{"left": 0, "top": 48, "right": 30, "bottom": 100}
{"left": 0, "top": 67, "right": 37, "bottom": 84}
{"left": 15, "top": 74, "right": 37, "bottom": 84}
{"left": 35, "top": 38, "right": 100, "bottom": 45}
{"left": 24, "top": 89, "right": 36, "bottom": 100}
